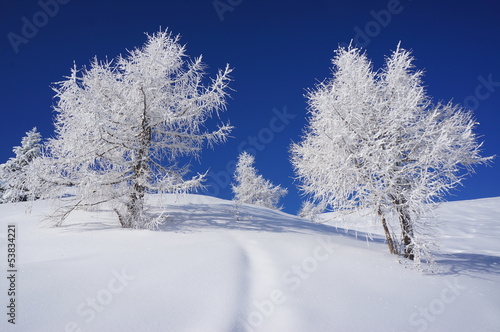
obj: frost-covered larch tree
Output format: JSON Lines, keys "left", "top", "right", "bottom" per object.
{"left": 232, "top": 152, "right": 287, "bottom": 210}
{"left": 0, "top": 127, "right": 42, "bottom": 203}
{"left": 27, "top": 30, "right": 233, "bottom": 228}
{"left": 291, "top": 44, "right": 490, "bottom": 263}
{"left": 298, "top": 200, "right": 327, "bottom": 222}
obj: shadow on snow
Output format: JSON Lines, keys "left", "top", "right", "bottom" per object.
{"left": 434, "top": 252, "right": 500, "bottom": 278}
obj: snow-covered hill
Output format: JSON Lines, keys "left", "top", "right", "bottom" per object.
{"left": 1, "top": 195, "right": 499, "bottom": 332}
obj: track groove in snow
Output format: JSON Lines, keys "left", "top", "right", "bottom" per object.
{"left": 231, "top": 234, "right": 287, "bottom": 331}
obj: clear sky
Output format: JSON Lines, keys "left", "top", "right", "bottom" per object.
{"left": 1, "top": 0, "right": 499, "bottom": 214}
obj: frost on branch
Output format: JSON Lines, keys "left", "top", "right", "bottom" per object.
{"left": 298, "top": 200, "right": 327, "bottom": 222}
{"left": 26, "top": 29, "right": 233, "bottom": 228}
{"left": 0, "top": 127, "right": 42, "bottom": 203}
{"left": 232, "top": 152, "right": 287, "bottom": 210}
{"left": 291, "top": 44, "right": 492, "bottom": 267}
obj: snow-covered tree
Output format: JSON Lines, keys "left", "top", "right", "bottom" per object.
{"left": 26, "top": 30, "right": 233, "bottom": 228}
{"left": 291, "top": 44, "right": 491, "bottom": 263}
{"left": 0, "top": 127, "right": 42, "bottom": 203}
{"left": 232, "top": 152, "right": 287, "bottom": 210}
{"left": 298, "top": 200, "right": 327, "bottom": 222}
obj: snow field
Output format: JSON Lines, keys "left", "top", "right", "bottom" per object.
{"left": 0, "top": 194, "right": 499, "bottom": 331}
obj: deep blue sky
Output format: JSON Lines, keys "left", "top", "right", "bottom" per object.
{"left": 1, "top": 0, "right": 499, "bottom": 214}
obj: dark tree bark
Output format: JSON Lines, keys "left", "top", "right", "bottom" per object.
{"left": 395, "top": 199, "right": 414, "bottom": 260}
{"left": 378, "top": 207, "right": 396, "bottom": 255}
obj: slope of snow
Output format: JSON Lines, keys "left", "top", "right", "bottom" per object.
{"left": 1, "top": 194, "right": 499, "bottom": 332}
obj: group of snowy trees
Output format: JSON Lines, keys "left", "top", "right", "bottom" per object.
{"left": 1, "top": 29, "right": 287, "bottom": 226}
{"left": 0, "top": 128, "right": 42, "bottom": 203}
{"left": 290, "top": 44, "right": 490, "bottom": 262}
{"left": 7, "top": 30, "right": 233, "bottom": 228}
{"left": 1, "top": 29, "right": 489, "bottom": 263}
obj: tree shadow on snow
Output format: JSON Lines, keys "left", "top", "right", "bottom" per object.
{"left": 47, "top": 199, "right": 387, "bottom": 249}
{"left": 156, "top": 202, "right": 387, "bottom": 246}
{"left": 434, "top": 252, "right": 500, "bottom": 278}
{"left": 55, "top": 221, "right": 119, "bottom": 232}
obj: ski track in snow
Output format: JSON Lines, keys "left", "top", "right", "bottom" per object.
{"left": 232, "top": 233, "right": 291, "bottom": 331}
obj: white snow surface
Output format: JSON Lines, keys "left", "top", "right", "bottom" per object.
{"left": 1, "top": 194, "right": 499, "bottom": 332}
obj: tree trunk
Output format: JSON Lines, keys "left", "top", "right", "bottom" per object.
{"left": 378, "top": 207, "right": 396, "bottom": 255}
{"left": 118, "top": 86, "right": 151, "bottom": 228}
{"left": 114, "top": 190, "right": 144, "bottom": 228}
{"left": 126, "top": 188, "right": 145, "bottom": 228}
{"left": 396, "top": 203, "right": 414, "bottom": 260}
